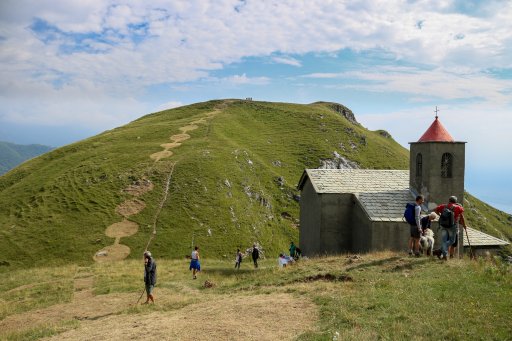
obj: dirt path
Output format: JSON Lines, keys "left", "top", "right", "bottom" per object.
{"left": 43, "top": 294, "right": 318, "bottom": 341}
{"left": 0, "top": 266, "right": 132, "bottom": 335}
{"left": 94, "top": 105, "right": 223, "bottom": 262}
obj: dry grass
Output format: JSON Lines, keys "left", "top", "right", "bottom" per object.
{"left": 1, "top": 253, "right": 511, "bottom": 340}
{"left": 44, "top": 294, "right": 317, "bottom": 341}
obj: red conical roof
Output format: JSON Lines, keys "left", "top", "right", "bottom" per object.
{"left": 418, "top": 117, "right": 454, "bottom": 142}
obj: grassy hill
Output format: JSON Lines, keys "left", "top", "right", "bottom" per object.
{"left": 0, "top": 100, "right": 510, "bottom": 270}
{"left": 0, "top": 141, "right": 53, "bottom": 175}
{"left": 0, "top": 253, "right": 510, "bottom": 340}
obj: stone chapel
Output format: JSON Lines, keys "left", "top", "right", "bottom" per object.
{"left": 297, "top": 114, "right": 508, "bottom": 255}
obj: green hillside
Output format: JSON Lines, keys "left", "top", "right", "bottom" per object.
{"left": 0, "top": 100, "right": 509, "bottom": 270}
{"left": 0, "top": 141, "right": 53, "bottom": 175}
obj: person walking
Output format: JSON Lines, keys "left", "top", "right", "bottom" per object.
{"left": 234, "top": 248, "right": 243, "bottom": 269}
{"left": 143, "top": 251, "right": 156, "bottom": 304}
{"left": 251, "top": 244, "right": 260, "bottom": 268}
{"left": 408, "top": 195, "right": 424, "bottom": 257}
{"left": 435, "top": 196, "right": 467, "bottom": 261}
{"left": 190, "top": 246, "right": 201, "bottom": 279}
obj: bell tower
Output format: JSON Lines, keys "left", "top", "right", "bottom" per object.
{"left": 409, "top": 108, "right": 466, "bottom": 208}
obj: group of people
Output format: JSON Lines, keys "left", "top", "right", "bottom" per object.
{"left": 235, "top": 244, "right": 261, "bottom": 269}
{"left": 407, "top": 194, "right": 467, "bottom": 261}
{"left": 142, "top": 241, "right": 299, "bottom": 304}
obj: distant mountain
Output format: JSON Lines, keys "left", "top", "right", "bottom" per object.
{"left": 0, "top": 100, "right": 509, "bottom": 269}
{"left": 0, "top": 141, "right": 53, "bottom": 175}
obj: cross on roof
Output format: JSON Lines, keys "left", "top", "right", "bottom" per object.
{"left": 434, "top": 106, "right": 439, "bottom": 119}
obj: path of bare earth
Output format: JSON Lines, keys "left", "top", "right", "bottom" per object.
{"left": 43, "top": 294, "right": 318, "bottom": 341}
{"left": 0, "top": 266, "right": 131, "bottom": 335}
{"left": 93, "top": 105, "right": 223, "bottom": 263}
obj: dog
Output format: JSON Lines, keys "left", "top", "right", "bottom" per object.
{"left": 419, "top": 228, "right": 435, "bottom": 256}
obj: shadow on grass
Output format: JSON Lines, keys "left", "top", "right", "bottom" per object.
{"left": 346, "top": 256, "right": 402, "bottom": 272}
{"left": 202, "top": 268, "right": 259, "bottom": 276}
{"left": 346, "top": 256, "right": 432, "bottom": 272}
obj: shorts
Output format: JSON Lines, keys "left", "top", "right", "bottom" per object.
{"left": 410, "top": 225, "right": 421, "bottom": 238}
{"left": 145, "top": 284, "right": 154, "bottom": 295}
{"left": 190, "top": 259, "right": 201, "bottom": 271}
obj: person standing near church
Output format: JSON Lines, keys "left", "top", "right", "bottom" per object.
{"left": 408, "top": 195, "right": 424, "bottom": 257}
{"left": 435, "top": 196, "right": 467, "bottom": 261}
{"left": 289, "top": 241, "right": 296, "bottom": 258}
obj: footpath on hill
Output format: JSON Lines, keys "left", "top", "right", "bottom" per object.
{"left": 0, "top": 100, "right": 321, "bottom": 340}
{"left": 93, "top": 104, "right": 224, "bottom": 262}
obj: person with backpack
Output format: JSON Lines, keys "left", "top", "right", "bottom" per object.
{"left": 143, "top": 251, "right": 157, "bottom": 304}
{"left": 405, "top": 195, "right": 424, "bottom": 257}
{"left": 434, "top": 196, "right": 467, "bottom": 261}
{"left": 252, "top": 244, "right": 260, "bottom": 268}
{"left": 234, "top": 248, "right": 243, "bottom": 269}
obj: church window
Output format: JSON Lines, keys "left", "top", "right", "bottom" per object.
{"left": 416, "top": 153, "right": 422, "bottom": 177}
{"left": 441, "top": 153, "right": 453, "bottom": 178}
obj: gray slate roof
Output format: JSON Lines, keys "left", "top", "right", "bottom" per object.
{"left": 298, "top": 169, "right": 414, "bottom": 222}
{"left": 465, "top": 227, "right": 509, "bottom": 247}
{"left": 297, "top": 169, "right": 510, "bottom": 246}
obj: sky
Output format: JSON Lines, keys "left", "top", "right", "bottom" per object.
{"left": 0, "top": 0, "right": 511, "bottom": 213}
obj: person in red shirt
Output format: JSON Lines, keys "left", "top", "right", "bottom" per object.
{"left": 434, "top": 196, "right": 467, "bottom": 260}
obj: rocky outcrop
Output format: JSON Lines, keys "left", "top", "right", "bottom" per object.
{"left": 319, "top": 151, "right": 359, "bottom": 169}
{"left": 328, "top": 103, "right": 359, "bottom": 125}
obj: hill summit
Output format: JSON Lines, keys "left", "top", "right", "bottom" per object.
{"left": 0, "top": 100, "right": 509, "bottom": 269}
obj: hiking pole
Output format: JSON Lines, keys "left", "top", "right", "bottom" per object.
{"left": 135, "top": 287, "right": 146, "bottom": 305}
{"left": 464, "top": 226, "right": 475, "bottom": 260}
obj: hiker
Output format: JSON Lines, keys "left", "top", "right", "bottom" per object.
{"left": 234, "top": 248, "right": 243, "bottom": 269}
{"left": 252, "top": 244, "right": 260, "bottom": 268}
{"left": 190, "top": 246, "right": 201, "bottom": 279}
{"left": 278, "top": 253, "right": 288, "bottom": 268}
{"left": 289, "top": 241, "right": 296, "bottom": 258}
{"left": 407, "top": 195, "right": 424, "bottom": 257}
{"left": 434, "top": 196, "right": 467, "bottom": 261}
{"left": 294, "top": 247, "right": 302, "bottom": 260}
{"left": 143, "top": 251, "right": 156, "bottom": 304}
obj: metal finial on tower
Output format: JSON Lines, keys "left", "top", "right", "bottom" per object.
{"left": 434, "top": 106, "right": 439, "bottom": 119}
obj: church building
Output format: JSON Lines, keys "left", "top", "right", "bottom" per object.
{"left": 297, "top": 114, "right": 509, "bottom": 255}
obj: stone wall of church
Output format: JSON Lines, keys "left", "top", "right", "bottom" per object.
{"left": 299, "top": 179, "right": 322, "bottom": 255}
{"left": 319, "top": 193, "right": 353, "bottom": 253}
{"left": 351, "top": 200, "right": 372, "bottom": 253}
{"left": 370, "top": 221, "right": 410, "bottom": 251}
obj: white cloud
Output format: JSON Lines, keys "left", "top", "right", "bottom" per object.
{"left": 305, "top": 67, "right": 512, "bottom": 105}
{"left": 222, "top": 74, "right": 270, "bottom": 85}
{"left": 272, "top": 56, "right": 302, "bottom": 67}
{"left": 0, "top": 0, "right": 511, "bottom": 130}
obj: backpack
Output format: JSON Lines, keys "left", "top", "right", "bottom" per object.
{"left": 403, "top": 203, "right": 417, "bottom": 225}
{"left": 439, "top": 206, "right": 455, "bottom": 228}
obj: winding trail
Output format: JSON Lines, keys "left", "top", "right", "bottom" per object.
{"left": 93, "top": 104, "right": 223, "bottom": 262}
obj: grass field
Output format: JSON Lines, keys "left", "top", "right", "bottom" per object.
{"left": 0, "top": 100, "right": 413, "bottom": 269}
{"left": 0, "top": 252, "right": 510, "bottom": 340}
{"left": 1, "top": 99, "right": 510, "bottom": 270}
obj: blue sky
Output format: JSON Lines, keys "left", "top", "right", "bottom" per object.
{"left": 0, "top": 0, "right": 511, "bottom": 213}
